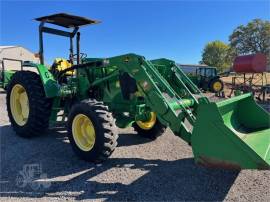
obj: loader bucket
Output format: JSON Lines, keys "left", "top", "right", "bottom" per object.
{"left": 191, "top": 93, "right": 270, "bottom": 169}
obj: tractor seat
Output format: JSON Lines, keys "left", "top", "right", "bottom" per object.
{"left": 51, "top": 58, "right": 74, "bottom": 76}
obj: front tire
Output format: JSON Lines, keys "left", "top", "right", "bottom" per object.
{"left": 67, "top": 100, "right": 118, "bottom": 163}
{"left": 6, "top": 71, "right": 52, "bottom": 137}
{"left": 133, "top": 112, "right": 166, "bottom": 139}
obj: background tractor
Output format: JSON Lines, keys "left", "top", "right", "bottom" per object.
{"left": 179, "top": 65, "right": 224, "bottom": 93}
{"left": 0, "top": 59, "right": 21, "bottom": 90}
{"left": 5, "top": 13, "right": 270, "bottom": 169}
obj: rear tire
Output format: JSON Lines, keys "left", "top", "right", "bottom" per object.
{"left": 67, "top": 99, "right": 118, "bottom": 163}
{"left": 6, "top": 71, "right": 52, "bottom": 137}
{"left": 209, "top": 79, "right": 224, "bottom": 93}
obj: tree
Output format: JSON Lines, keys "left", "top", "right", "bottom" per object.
{"left": 201, "top": 40, "right": 232, "bottom": 72}
{"left": 229, "top": 19, "right": 270, "bottom": 59}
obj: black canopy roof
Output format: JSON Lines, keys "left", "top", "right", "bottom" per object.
{"left": 35, "top": 13, "right": 100, "bottom": 28}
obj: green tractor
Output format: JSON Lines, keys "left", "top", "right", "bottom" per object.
{"left": 5, "top": 13, "right": 270, "bottom": 169}
{"left": 179, "top": 65, "right": 224, "bottom": 93}
{"left": 0, "top": 70, "right": 14, "bottom": 90}
{"left": 0, "top": 59, "right": 21, "bottom": 90}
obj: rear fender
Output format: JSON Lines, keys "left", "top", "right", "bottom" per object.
{"left": 35, "top": 64, "right": 59, "bottom": 98}
{"left": 209, "top": 76, "right": 221, "bottom": 83}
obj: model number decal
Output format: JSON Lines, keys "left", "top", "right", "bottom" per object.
{"left": 45, "top": 72, "right": 50, "bottom": 79}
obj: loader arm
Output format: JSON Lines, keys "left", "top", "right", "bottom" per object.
{"left": 106, "top": 53, "right": 206, "bottom": 143}
{"left": 105, "top": 53, "right": 270, "bottom": 169}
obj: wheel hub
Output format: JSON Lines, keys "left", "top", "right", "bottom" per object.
{"left": 213, "top": 81, "right": 222, "bottom": 92}
{"left": 136, "top": 112, "right": 157, "bottom": 130}
{"left": 72, "top": 114, "right": 96, "bottom": 151}
{"left": 10, "top": 84, "right": 29, "bottom": 126}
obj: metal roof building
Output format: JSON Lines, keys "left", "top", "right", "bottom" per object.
{"left": 178, "top": 63, "right": 208, "bottom": 75}
{"left": 0, "top": 46, "right": 39, "bottom": 71}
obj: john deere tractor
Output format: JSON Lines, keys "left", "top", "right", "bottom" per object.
{"left": 0, "top": 59, "right": 21, "bottom": 90}
{"left": 179, "top": 65, "right": 224, "bottom": 93}
{"left": 5, "top": 13, "right": 270, "bottom": 169}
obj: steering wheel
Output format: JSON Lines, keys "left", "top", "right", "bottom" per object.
{"left": 70, "top": 53, "right": 87, "bottom": 63}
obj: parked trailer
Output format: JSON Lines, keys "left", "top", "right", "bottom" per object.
{"left": 228, "top": 54, "right": 269, "bottom": 102}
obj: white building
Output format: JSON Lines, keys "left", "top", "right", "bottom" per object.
{"left": 0, "top": 46, "right": 39, "bottom": 71}
{"left": 178, "top": 64, "right": 208, "bottom": 75}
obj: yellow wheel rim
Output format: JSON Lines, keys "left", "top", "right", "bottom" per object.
{"left": 10, "top": 84, "right": 29, "bottom": 126}
{"left": 213, "top": 81, "right": 222, "bottom": 92}
{"left": 136, "top": 112, "right": 157, "bottom": 130}
{"left": 72, "top": 114, "right": 96, "bottom": 152}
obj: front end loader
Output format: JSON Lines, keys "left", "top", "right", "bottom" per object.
{"left": 5, "top": 13, "right": 270, "bottom": 169}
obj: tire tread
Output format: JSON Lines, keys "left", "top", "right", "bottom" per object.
{"left": 6, "top": 71, "right": 52, "bottom": 137}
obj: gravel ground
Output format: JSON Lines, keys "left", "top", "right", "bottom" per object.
{"left": 0, "top": 91, "right": 269, "bottom": 202}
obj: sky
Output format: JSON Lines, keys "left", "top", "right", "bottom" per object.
{"left": 1, "top": 0, "right": 269, "bottom": 64}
